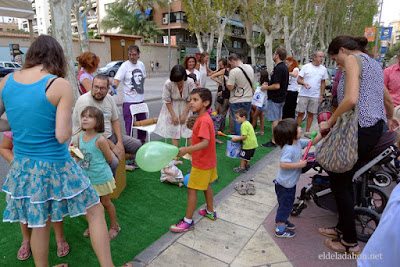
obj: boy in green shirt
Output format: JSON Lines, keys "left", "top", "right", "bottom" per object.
{"left": 232, "top": 107, "right": 258, "bottom": 173}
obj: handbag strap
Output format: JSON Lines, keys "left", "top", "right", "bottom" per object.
{"left": 237, "top": 66, "right": 253, "bottom": 90}
{"left": 354, "top": 54, "right": 363, "bottom": 83}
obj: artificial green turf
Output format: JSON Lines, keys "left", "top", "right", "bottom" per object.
{"left": 0, "top": 120, "right": 275, "bottom": 266}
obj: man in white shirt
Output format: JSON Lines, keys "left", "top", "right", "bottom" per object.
{"left": 112, "top": 45, "right": 147, "bottom": 143}
{"left": 226, "top": 53, "right": 255, "bottom": 136}
{"left": 296, "top": 51, "right": 329, "bottom": 137}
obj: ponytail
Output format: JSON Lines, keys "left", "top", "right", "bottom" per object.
{"left": 328, "top": 36, "right": 369, "bottom": 55}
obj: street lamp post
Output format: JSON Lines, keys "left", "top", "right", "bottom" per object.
{"left": 168, "top": 0, "right": 171, "bottom": 73}
{"left": 120, "top": 39, "right": 126, "bottom": 61}
{"left": 374, "top": 0, "right": 384, "bottom": 60}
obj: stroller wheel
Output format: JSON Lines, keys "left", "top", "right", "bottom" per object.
{"left": 354, "top": 207, "right": 380, "bottom": 243}
{"left": 301, "top": 187, "right": 311, "bottom": 200}
{"left": 365, "top": 185, "right": 389, "bottom": 214}
{"left": 291, "top": 203, "right": 307, "bottom": 216}
{"left": 372, "top": 171, "right": 392, "bottom": 187}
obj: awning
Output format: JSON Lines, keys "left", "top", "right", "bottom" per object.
{"left": 221, "top": 17, "right": 244, "bottom": 28}
{"left": 136, "top": 8, "right": 152, "bottom": 18}
{"left": 0, "top": 0, "right": 34, "bottom": 19}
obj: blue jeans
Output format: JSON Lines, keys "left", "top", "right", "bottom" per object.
{"left": 274, "top": 181, "right": 296, "bottom": 224}
{"left": 229, "top": 102, "right": 251, "bottom": 135}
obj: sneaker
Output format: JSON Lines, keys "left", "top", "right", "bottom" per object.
{"left": 199, "top": 209, "right": 217, "bottom": 221}
{"left": 233, "top": 167, "right": 247, "bottom": 173}
{"left": 245, "top": 165, "right": 251, "bottom": 171}
{"left": 261, "top": 140, "right": 277, "bottom": 148}
{"left": 304, "top": 132, "right": 312, "bottom": 139}
{"left": 276, "top": 221, "right": 296, "bottom": 230}
{"left": 275, "top": 228, "right": 296, "bottom": 238}
{"left": 170, "top": 219, "right": 194, "bottom": 232}
{"left": 286, "top": 220, "right": 296, "bottom": 230}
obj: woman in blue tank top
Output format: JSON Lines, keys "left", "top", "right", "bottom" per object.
{"left": 0, "top": 35, "right": 115, "bottom": 266}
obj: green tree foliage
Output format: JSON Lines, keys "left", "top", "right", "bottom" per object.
{"left": 101, "top": 0, "right": 163, "bottom": 42}
{"left": 386, "top": 43, "right": 400, "bottom": 60}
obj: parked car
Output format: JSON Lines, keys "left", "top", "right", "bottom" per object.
{"left": 97, "top": 61, "right": 124, "bottom": 77}
{"left": 0, "top": 66, "right": 14, "bottom": 78}
{"left": 0, "top": 61, "right": 22, "bottom": 71}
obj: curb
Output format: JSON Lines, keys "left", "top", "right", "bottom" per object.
{"left": 132, "top": 146, "right": 280, "bottom": 266}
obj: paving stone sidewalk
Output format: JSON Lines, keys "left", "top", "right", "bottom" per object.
{"left": 129, "top": 122, "right": 369, "bottom": 267}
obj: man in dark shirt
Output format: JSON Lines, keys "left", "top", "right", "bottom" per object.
{"left": 261, "top": 48, "right": 289, "bottom": 147}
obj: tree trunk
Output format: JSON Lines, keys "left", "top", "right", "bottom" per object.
{"left": 216, "top": 18, "right": 229, "bottom": 64}
{"left": 50, "top": 0, "right": 80, "bottom": 100}
{"left": 264, "top": 33, "right": 274, "bottom": 72}
{"left": 250, "top": 45, "right": 256, "bottom": 67}
{"left": 195, "top": 31, "right": 204, "bottom": 53}
{"left": 283, "top": 16, "right": 292, "bottom": 57}
{"left": 206, "top": 32, "right": 215, "bottom": 54}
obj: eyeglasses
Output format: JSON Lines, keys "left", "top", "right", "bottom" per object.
{"left": 128, "top": 53, "right": 138, "bottom": 57}
{"left": 93, "top": 85, "right": 108, "bottom": 92}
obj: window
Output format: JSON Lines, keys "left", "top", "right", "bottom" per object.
{"left": 163, "top": 12, "right": 187, "bottom": 24}
{"left": 233, "top": 41, "right": 242, "bottom": 49}
{"left": 5, "top": 63, "right": 14, "bottom": 68}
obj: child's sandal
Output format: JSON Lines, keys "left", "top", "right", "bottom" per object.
{"left": 246, "top": 179, "right": 256, "bottom": 195}
{"left": 234, "top": 181, "right": 247, "bottom": 195}
{"left": 56, "top": 238, "right": 70, "bottom": 258}
{"left": 17, "top": 240, "right": 31, "bottom": 261}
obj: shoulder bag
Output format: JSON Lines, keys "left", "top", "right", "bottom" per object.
{"left": 315, "top": 54, "right": 363, "bottom": 173}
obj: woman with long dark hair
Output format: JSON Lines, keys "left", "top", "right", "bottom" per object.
{"left": 319, "top": 36, "right": 397, "bottom": 255}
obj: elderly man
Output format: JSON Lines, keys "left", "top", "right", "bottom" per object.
{"left": 72, "top": 74, "right": 142, "bottom": 175}
{"left": 226, "top": 53, "right": 255, "bottom": 136}
{"left": 296, "top": 50, "right": 329, "bottom": 138}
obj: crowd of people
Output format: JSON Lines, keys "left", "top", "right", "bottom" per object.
{"left": 0, "top": 33, "right": 399, "bottom": 266}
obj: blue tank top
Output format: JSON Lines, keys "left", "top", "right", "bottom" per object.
{"left": 1, "top": 74, "right": 69, "bottom": 162}
{"left": 79, "top": 133, "right": 113, "bottom": 185}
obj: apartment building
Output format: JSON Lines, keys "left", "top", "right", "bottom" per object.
{"left": 389, "top": 20, "right": 400, "bottom": 47}
{"left": 97, "top": 0, "right": 251, "bottom": 63}
{"left": 31, "top": 0, "right": 51, "bottom": 35}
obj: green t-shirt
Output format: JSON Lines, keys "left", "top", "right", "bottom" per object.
{"left": 240, "top": 121, "right": 258, "bottom": 149}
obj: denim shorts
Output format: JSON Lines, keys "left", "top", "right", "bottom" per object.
{"left": 266, "top": 99, "right": 285, "bottom": 121}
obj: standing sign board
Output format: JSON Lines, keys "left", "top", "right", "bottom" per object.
{"left": 9, "top": 44, "right": 24, "bottom": 63}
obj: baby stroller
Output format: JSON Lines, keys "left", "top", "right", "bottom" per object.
{"left": 291, "top": 131, "right": 397, "bottom": 242}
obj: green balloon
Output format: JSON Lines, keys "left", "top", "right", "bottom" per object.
{"left": 136, "top": 141, "right": 179, "bottom": 172}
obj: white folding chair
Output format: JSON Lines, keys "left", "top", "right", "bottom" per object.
{"left": 129, "top": 103, "right": 156, "bottom": 142}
